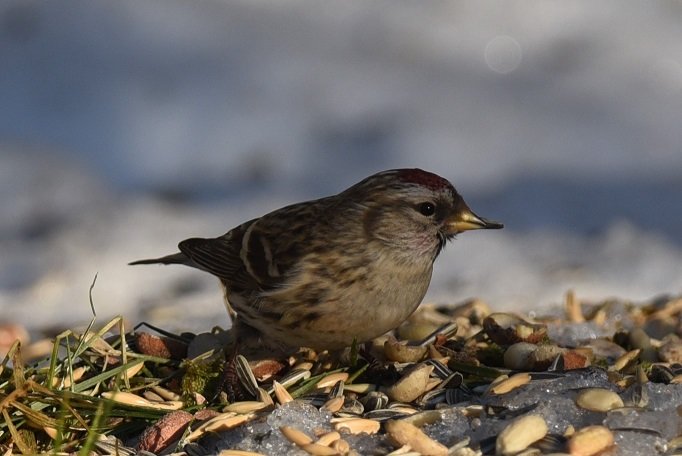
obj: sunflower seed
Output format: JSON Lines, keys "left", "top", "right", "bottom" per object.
{"left": 424, "top": 358, "right": 453, "bottom": 379}
{"left": 363, "top": 408, "right": 408, "bottom": 420}
{"left": 277, "top": 368, "right": 312, "bottom": 389}
{"left": 360, "top": 391, "right": 389, "bottom": 411}
{"left": 339, "top": 398, "right": 364, "bottom": 415}
{"left": 236, "top": 355, "right": 259, "bottom": 397}
{"left": 329, "top": 379, "right": 344, "bottom": 398}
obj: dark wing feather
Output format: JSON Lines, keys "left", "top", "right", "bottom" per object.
{"left": 178, "top": 219, "right": 257, "bottom": 291}
{"left": 180, "top": 196, "right": 340, "bottom": 292}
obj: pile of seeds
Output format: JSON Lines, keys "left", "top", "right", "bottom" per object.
{"left": 3, "top": 292, "right": 682, "bottom": 455}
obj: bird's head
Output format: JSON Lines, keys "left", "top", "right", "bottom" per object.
{"left": 347, "top": 168, "right": 503, "bottom": 259}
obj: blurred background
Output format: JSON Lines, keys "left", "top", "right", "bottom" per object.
{"left": 1, "top": 0, "right": 681, "bottom": 333}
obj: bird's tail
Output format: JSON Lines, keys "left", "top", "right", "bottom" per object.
{"left": 129, "top": 252, "right": 189, "bottom": 266}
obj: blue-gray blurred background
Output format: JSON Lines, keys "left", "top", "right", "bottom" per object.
{"left": 1, "top": 0, "right": 681, "bottom": 332}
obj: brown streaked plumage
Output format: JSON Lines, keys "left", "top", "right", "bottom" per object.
{"left": 130, "top": 168, "right": 502, "bottom": 351}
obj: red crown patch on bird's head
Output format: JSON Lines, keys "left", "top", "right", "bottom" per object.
{"left": 397, "top": 168, "right": 454, "bottom": 193}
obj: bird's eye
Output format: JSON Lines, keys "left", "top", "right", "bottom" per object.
{"left": 418, "top": 202, "right": 436, "bottom": 216}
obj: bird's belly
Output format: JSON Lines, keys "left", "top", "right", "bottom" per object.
{"left": 240, "top": 265, "right": 433, "bottom": 349}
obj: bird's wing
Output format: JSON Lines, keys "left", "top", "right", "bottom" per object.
{"left": 180, "top": 198, "right": 336, "bottom": 292}
{"left": 178, "top": 219, "right": 259, "bottom": 291}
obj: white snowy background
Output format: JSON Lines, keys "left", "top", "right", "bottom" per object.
{"left": 1, "top": 0, "right": 681, "bottom": 334}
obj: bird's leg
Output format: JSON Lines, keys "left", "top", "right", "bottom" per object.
{"left": 213, "top": 319, "right": 251, "bottom": 403}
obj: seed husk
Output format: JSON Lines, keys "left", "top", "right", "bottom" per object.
{"left": 360, "top": 391, "right": 389, "bottom": 411}
{"left": 332, "top": 439, "right": 350, "bottom": 454}
{"left": 273, "top": 380, "right": 294, "bottom": 404}
{"left": 316, "top": 431, "right": 341, "bottom": 446}
{"left": 187, "top": 413, "right": 254, "bottom": 441}
{"left": 385, "top": 419, "right": 448, "bottom": 456}
{"left": 151, "top": 385, "right": 181, "bottom": 401}
{"left": 487, "top": 372, "right": 531, "bottom": 395}
{"left": 316, "top": 372, "right": 349, "bottom": 389}
{"left": 384, "top": 337, "right": 428, "bottom": 363}
{"left": 236, "top": 355, "right": 259, "bottom": 397}
{"left": 301, "top": 443, "right": 338, "bottom": 455}
{"left": 279, "top": 425, "right": 313, "bottom": 446}
{"left": 609, "top": 349, "right": 640, "bottom": 372}
{"left": 495, "top": 414, "right": 548, "bottom": 456}
{"left": 223, "top": 401, "right": 271, "bottom": 414}
{"left": 575, "top": 388, "right": 624, "bottom": 412}
{"left": 101, "top": 391, "right": 183, "bottom": 410}
{"left": 277, "top": 368, "right": 312, "bottom": 389}
{"left": 321, "top": 396, "right": 344, "bottom": 413}
{"left": 333, "top": 417, "right": 380, "bottom": 435}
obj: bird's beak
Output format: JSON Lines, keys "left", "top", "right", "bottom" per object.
{"left": 445, "top": 207, "right": 504, "bottom": 234}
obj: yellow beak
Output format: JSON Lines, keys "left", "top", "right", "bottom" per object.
{"left": 445, "top": 208, "right": 503, "bottom": 234}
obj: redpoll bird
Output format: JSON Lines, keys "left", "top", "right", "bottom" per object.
{"left": 131, "top": 169, "right": 502, "bottom": 351}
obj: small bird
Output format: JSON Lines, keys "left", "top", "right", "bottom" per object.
{"left": 131, "top": 168, "right": 502, "bottom": 352}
